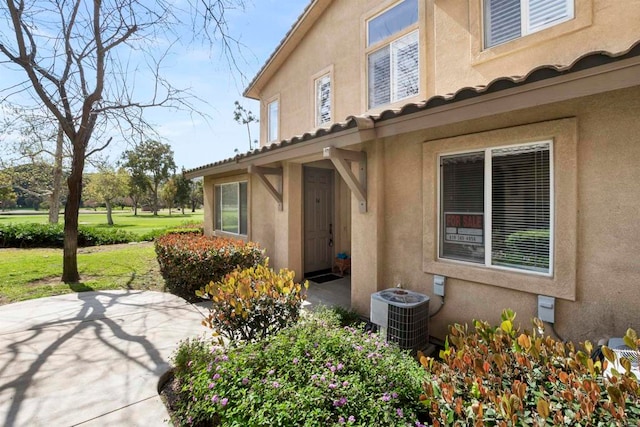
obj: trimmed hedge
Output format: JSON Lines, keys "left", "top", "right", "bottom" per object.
{"left": 0, "top": 223, "right": 136, "bottom": 248}
{"left": 154, "top": 233, "right": 265, "bottom": 302}
{"left": 138, "top": 222, "right": 204, "bottom": 242}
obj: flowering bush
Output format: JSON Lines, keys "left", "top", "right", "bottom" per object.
{"left": 419, "top": 310, "right": 640, "bottom": 426}
{"left": 169, "top": 309, "right": 428, "bottom": 426}
{"left": 197, "top": 263, "right": 307, "bottom": 342}
{"left": 154, "top": 233, "right": 264, "bottom": 301}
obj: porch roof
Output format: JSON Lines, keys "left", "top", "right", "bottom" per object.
{"left": 185, "top": 41, "right": 640, "bottom": 179}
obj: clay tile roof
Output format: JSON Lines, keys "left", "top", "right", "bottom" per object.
{"left": 186, "top": 40, "right": 640, "bottom": 176}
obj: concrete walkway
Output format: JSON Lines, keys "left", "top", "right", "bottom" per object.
{"left": 0, "top": 291, "right": 207, "bottom": 427}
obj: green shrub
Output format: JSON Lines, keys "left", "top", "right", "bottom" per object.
{"left": 331, "top": 305, "right": 365, "bottom": 327}
{"left": 198, "top": 263, "right": 307, "bottom": 342}
{"left": 169, "top": 310, "right": 428, "bottom": 426}
{"left": 77, "top": 226, "right": 137, "bottom": 246}
{"left": 419, "top": 310, "right": 640, "bottom": 426}
{"left": 0, "top": 223, "right": 136, "bottom": 248}
{"left": 494, "top": 229, "right": 550, "bottom": 269}
{"left": 139, "top": 222, "right": 204, "bottom": 241}
{"left": 154, "top": 233, "right": 264, "bottom": 302}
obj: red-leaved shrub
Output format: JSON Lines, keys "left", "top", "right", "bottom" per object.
{"left": 154, "top": 233, "right": 265, "bottom": 301}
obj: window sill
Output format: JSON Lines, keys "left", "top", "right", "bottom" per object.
{"left": 424, "top": 258, "right": 574, "bottom": 300}
{"left": 214, "top": 230, "right": 248, "bottom": 241}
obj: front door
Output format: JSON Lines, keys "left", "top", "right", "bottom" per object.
{"left": 304, "top": 167, "right": 334, "bottom": 275}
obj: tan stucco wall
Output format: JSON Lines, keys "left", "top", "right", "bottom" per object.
{"left": 255, "top": 0, "right": 639, "bottom": 145}
{"left": 349, "top": 86, "right": 640, "bottom": 343}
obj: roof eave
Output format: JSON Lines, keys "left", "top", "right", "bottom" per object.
{"left": 243, "top": 0, "right": 332, "bottom": 99}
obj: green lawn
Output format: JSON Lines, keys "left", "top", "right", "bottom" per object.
{"left": 0, "top": 243, "right": 164, "bottom": 304}
{"left": 0, "top": 209, "right": 204, "bottom": 236}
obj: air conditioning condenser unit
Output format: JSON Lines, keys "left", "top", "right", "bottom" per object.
{"left": 370, "top": 288, "right": 429, "bottom": 352}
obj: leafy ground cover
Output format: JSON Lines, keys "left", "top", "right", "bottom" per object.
{"left": 0, "top": 242, "right": 163, "bottom": 305}
{"left": 166, "top": 309, "right": 428, "bottom": 426}
{"left": 0, "top": 210, "right": 204, "bottom": 236}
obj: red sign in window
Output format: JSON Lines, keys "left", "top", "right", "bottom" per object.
{"left": 444, "top": 212, "right": 483, "bottom": 244}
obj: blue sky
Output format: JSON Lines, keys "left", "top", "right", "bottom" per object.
{"left": 141, "top": 0, "right": 310, "bottom": 170}
{"left": 0, "top": 0, "right": 310, "bottom": 171}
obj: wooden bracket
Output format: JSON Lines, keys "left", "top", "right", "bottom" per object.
{"left": 323, "top": 146, "right": 367, "bottom": 213}
{"left": 248, "top": 165, "right": 283, "bottom": 210}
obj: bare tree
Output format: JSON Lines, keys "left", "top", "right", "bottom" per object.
{"left": 233, "top": 100, "right": 258, "bottom": 150}
{"left": 0, "top": 0, "right": 245, "bottom": 283}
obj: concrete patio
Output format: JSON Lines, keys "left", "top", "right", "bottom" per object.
{"left": 0, "top": 277, "right": 350, "bottom": 426}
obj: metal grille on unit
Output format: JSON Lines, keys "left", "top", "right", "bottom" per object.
{"left": 370, "top": 288, "right": 430, "bottom": 352}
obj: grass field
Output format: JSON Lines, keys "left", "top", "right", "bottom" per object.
{"left": 0, "top": 209, "right": 204, "bottom": 236}
{"left": 0, "top": 210, "right": 204, "bottom": 305}
{"left": 0, "top": 243, "right": 163, "bottom": 305}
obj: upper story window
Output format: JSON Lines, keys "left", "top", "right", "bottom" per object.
{"left": 315, "top": 74, "right": 331, "bottom": 127}
{"left": 484, "top": 0, "right": 574, "bottom": 48}
{"left": 367, "top": 0, "right": 419, "bottom": 109}
{"left": 439, "top": 141, "right": 552, "bottom": 275}
{"left": 267, "top": 99, "right": 279, "bottom": 142}
{"left": 215, "top": 181, "right": 248, "bottom": 235}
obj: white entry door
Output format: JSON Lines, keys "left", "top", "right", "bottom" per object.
{"left": 304, "top": 167, "right": 334, "bottom": 274}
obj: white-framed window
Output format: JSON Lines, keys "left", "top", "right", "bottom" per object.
{"left": 215, "top": 181, "right": 248, "bottom": 235}
{"left": 439, "top": 141, "right": 552, "bottom": 275}
{"left": 267, "top": 100, "right": 279, "bottom": 142}
{"left": 366, "top": 0, "right": 419, "bottom": 109}
{"left": 315, "top": 74, "right": 331, "bottom": 127}
{"left": 484, "top": 0, "right": 574, "bottom": 48}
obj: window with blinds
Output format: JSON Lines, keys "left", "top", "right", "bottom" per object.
{"left": 315, "top": 74, "right": 331, "bottom": 127}
{"left": 368, "top": 31, "right": 419, "bottom": 109}
{"left": 268, "top": 100, "right": 278, "bottom": 142}
{"left": 440, "top": 142, "right": 552, "bottom": 274}
{"left": 215, "top": 182, "right": 248, "bottom": 235}
{"left": 484, "top": 0, "right": 574, "bottom": 48}
{"left": 366, "top": 0, "right": 419, "bottom": 109}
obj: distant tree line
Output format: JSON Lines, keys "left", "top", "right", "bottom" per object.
{"left": 0, "top": 140, "right": 204, "bottom": 224}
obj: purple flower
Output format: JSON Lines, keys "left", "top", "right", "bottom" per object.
{"left": 212, "top": 373, "right": 220, "bottom": 380}
{"left": 208, "top": 382, "right": 214, "bottom": 389}
{"left": 268, "top": 369, "right": 275, "bottom": 375}
{"left": 328, "top": 383, "right": 337, "bottom": 389}
{"left": 272, "top": 381, "right": 280, "bottom": 388}
{"left": 211, "top": 395, "right": 219, "bottom": 403}
{"left": 330, "top": 365, "right": 337, "bottom": 373}
{"left": 391, "top": 392, "right": 398, "bottom": 399}
{"left": 292, "top": 358, "right": 299, "bottom": 364}
{"left": 336, "top": 363, "right": 344, "bottom": 371}
{"left": 241, "top": 377, "right": 249, "bottom": 385}
{"left": 348, "top": 415, "right": 356, "bottom": 423}
{"left": 396, "top": 408, "right": 404, "bottom": 418}
{"left": 333, "top": 397, "right": 347, "bottom": 407}
{"left": 342, "top": 381, "right": 349, "bottom": 387}
{"left": 338, "top": 416, "right": 345, "bottom": 424}
{"left": 380, "top": 393, "right": 391, "bottom": 402}
{"left": 311, "top": 374, "right": 318, "bottom": 381}
{"left": 221, "top": 398, "right": 228, "bottom": 407}
{"left": 415, "top": 422, "right": 426, "bottom": 427}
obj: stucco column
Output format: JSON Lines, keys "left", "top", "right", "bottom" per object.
{"left": 273, "top": 162, "right": 303, "bottom": 279}
{"left": 351, "top": 140, "right": 385, "bottom": 315}
{"left": 202, "top": 175, "right": 215, "bottom": 236}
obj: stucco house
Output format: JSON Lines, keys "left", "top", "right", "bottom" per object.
{"left": 186, "top": 0, "right": 640, "bottom": 344}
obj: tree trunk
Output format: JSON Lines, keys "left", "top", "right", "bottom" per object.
{"left": 62, "top": 145, "right": 85, "bottom": 283}
{"left": 106, "top": 200, "right": 113, "bottom": 226}
{"left": 48, "top": 126, "right": 64, "bottom": 224}
{"left": 153, "top": 181, "right": 159, "bottom": 215}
